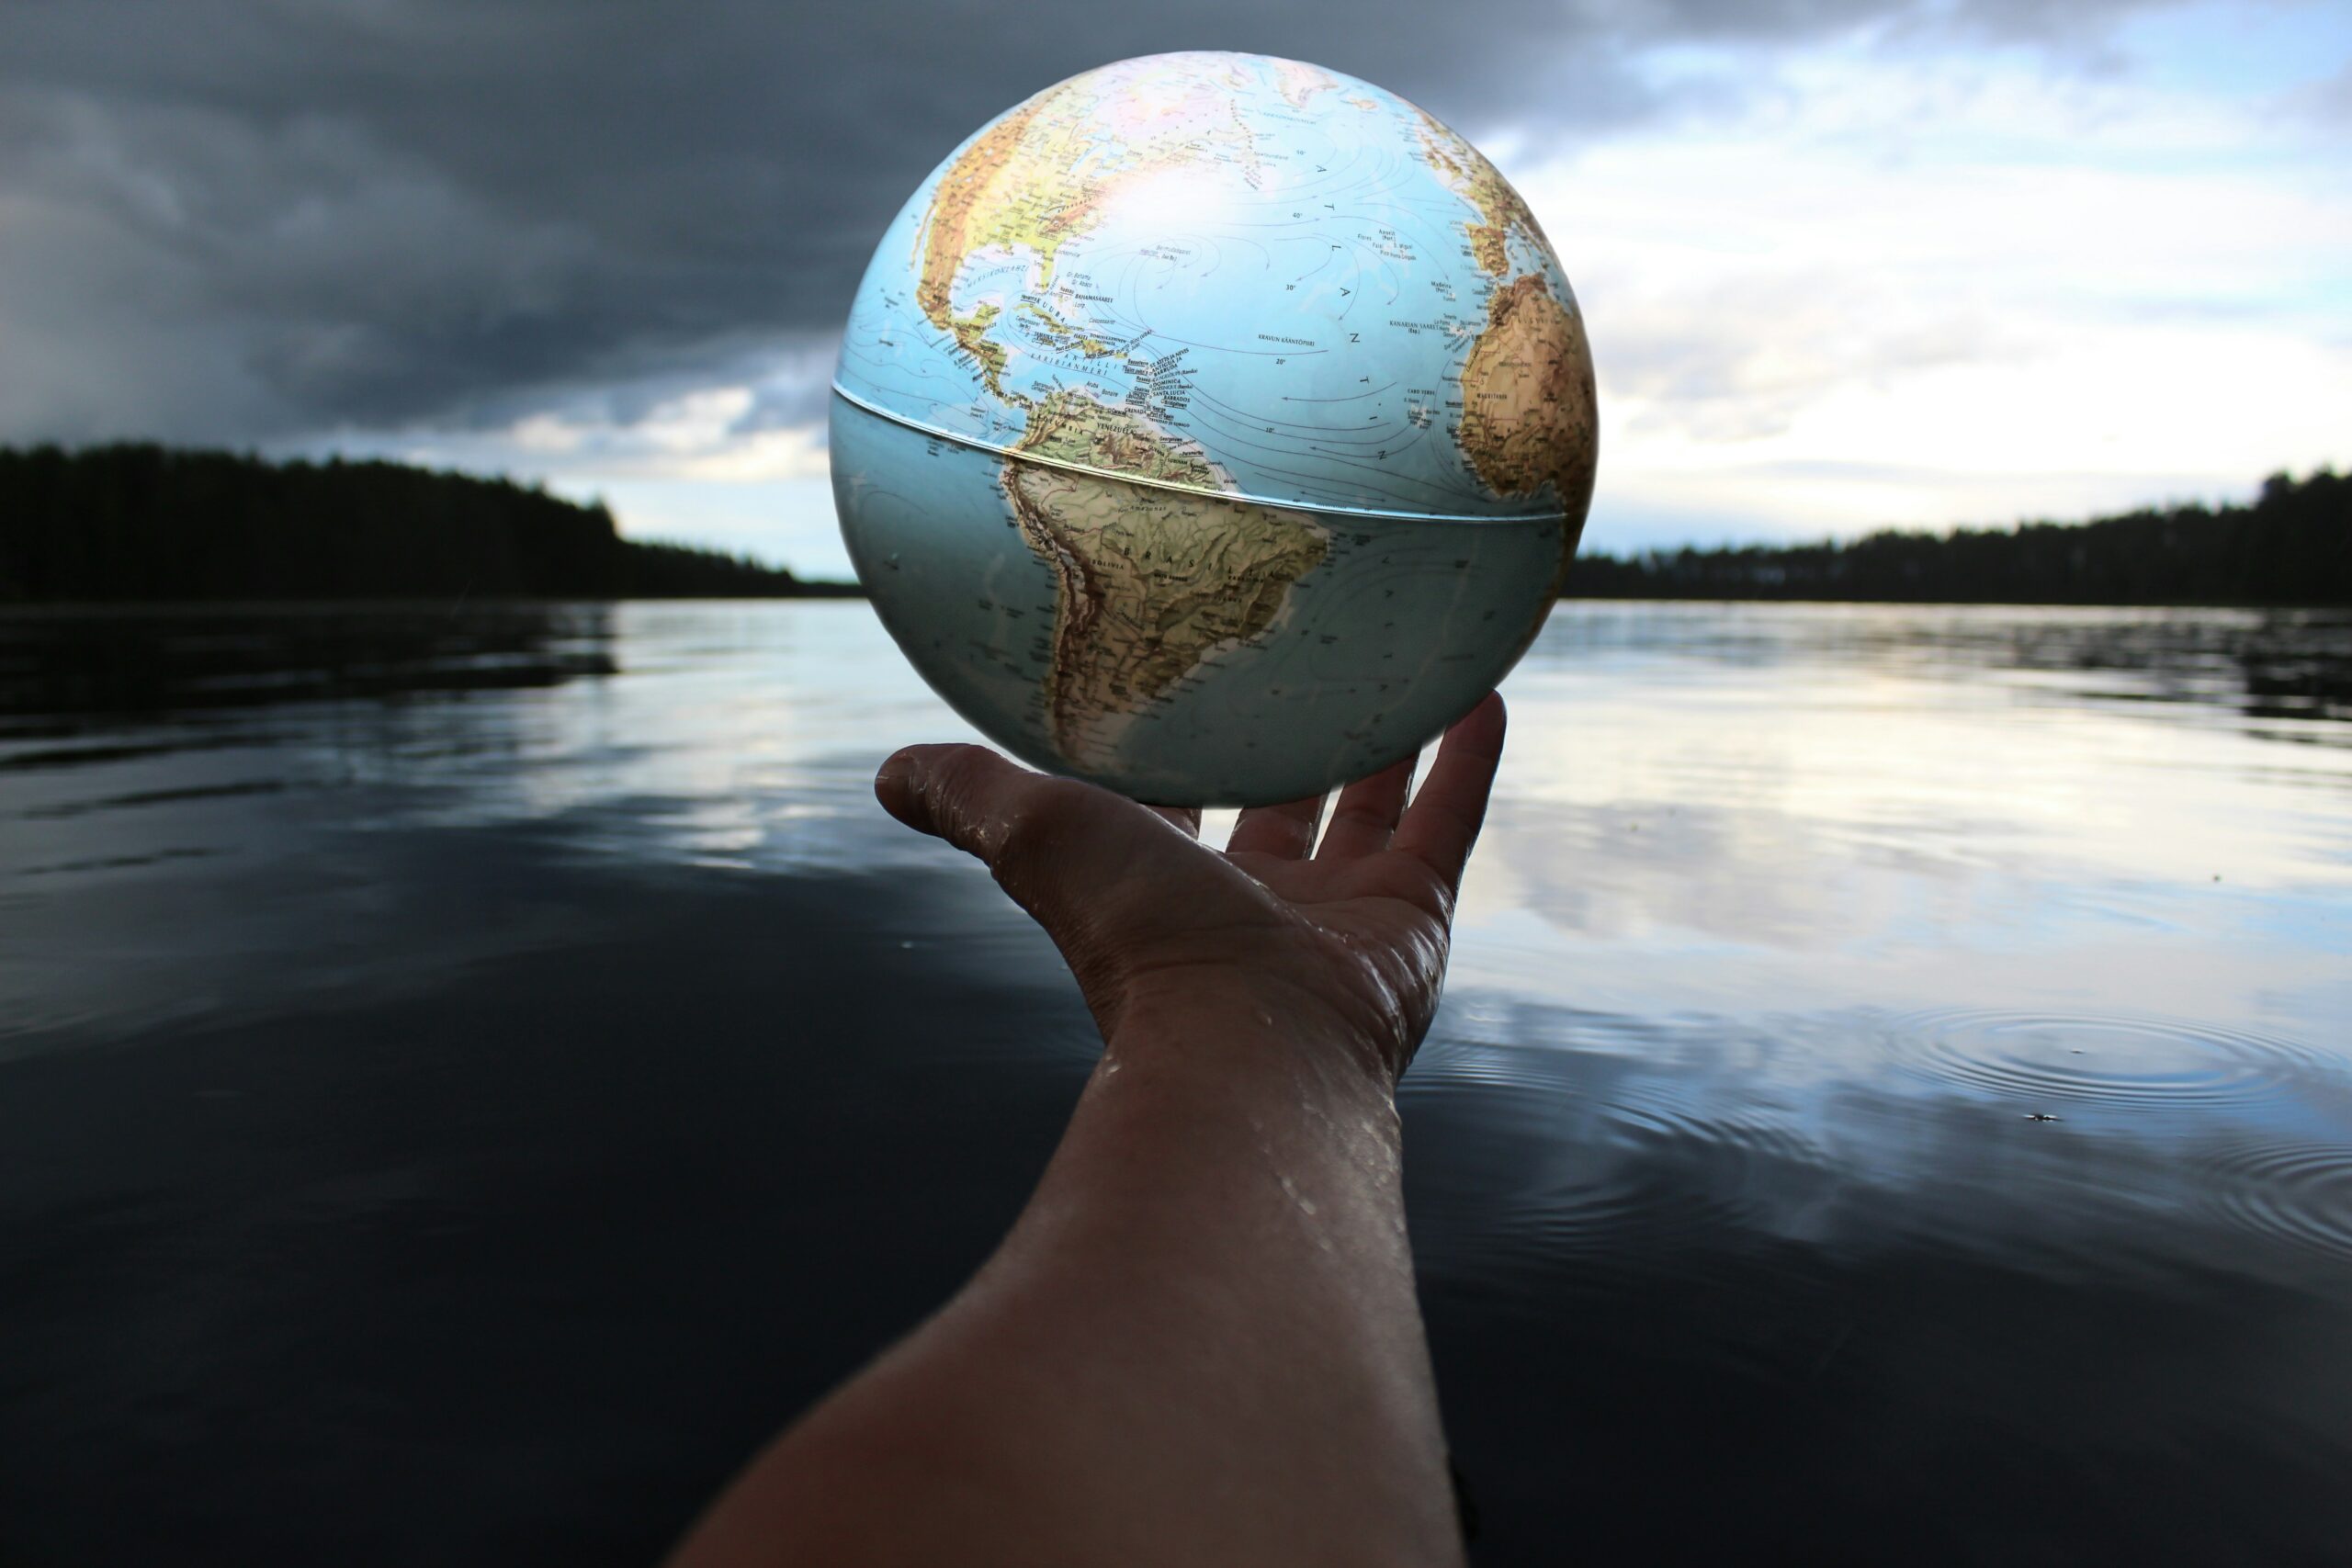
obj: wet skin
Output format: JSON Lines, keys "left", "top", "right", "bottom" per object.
{"left": 667, "top": 694, "right": 1509, "bottom": 1568}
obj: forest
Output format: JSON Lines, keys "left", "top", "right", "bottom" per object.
{"left": 2, "top": 445, "right": 2344, "bottom": 606}
{"left": 1562, "top": 468, "right": 2349, "bottom": 605}
{"left": 0, "top": 444, "right": 846, "bottom": 601}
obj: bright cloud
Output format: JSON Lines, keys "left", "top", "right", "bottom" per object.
{"left": 1511, "top": 17, "right": 2352, "bottom": 550}
{"left": 287, "top": 341, "right": 842, "bottom": 560}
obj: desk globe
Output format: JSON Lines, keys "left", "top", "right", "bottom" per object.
{"left": 831, "top": 51, "right": 1596, "bottom": 806}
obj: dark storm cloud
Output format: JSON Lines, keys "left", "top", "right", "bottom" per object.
{"left": 0, "top": 0, "right": 2190, "bottom": 446}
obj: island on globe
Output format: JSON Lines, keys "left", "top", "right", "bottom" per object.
{"left": 831, "top": 51, "right": 1597, "bottom": 806}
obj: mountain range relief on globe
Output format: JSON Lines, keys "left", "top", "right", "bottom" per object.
{"left": 831, "top": 51, "right": 1597, "bottom": 806}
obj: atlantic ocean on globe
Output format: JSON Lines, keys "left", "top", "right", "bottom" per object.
{"left": 831, "top": 51, "right": 1597, "bottom": 807}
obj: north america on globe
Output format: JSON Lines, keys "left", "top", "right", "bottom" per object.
{"left": 831, "top": 50, "right": 1598, "bottom": 805}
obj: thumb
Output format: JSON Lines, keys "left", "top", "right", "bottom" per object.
{"left": 876, "top": 745, "right": 1258, "bottom": 1032}
{"left": 875, "top": 744, "right": 1148, "bottom": 925}
{"left": 875, "top": 743, "right": 1056, "bottom": 866}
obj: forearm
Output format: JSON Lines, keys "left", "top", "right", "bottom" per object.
{"left": 670, "top": 994, "right": 1463, "bottom": 1567}
{"left": 997, "top": 989, "right": 1454, "bottom": 1520}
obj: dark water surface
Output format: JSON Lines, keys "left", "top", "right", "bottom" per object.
{"left": 4, "top": 602, "right": 2348, "bottom": 1565}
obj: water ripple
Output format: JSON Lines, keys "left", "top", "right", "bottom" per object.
{"left": 1408, "top": 1038, "right": 1836, "bottom": 1292}
{"left": 1513, "top": 1104, "right": 1829, "bottom": 1259}
{"left": 2195, "top": 1140, "right": 2352, "bottom": 1267}
{"left": 1879, "top": 1008, "right": 2335, "bottom": 1112}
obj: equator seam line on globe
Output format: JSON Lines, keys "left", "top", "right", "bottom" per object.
{"left": 829, "top": 383, "right": 1569, "bottom": 527}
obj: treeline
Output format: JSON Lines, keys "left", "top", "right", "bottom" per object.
{"left": 0, "top": 444, "right": 855, "bottom": 601}
{"left": 5, "top": 444, "right": 2345, "bottom": 606}
{"left": 1563, "top": 469, "right": 2351, "bottom": 605}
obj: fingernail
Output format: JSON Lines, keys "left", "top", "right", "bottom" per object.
{"left": 875, "top": 754, "right": 924, "bottom": 821}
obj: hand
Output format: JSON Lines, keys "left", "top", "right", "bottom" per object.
{"left": 669, "top": 698, "right": 1506, "bottom": 1568}
{"left": 874, "top": 693, "right": 1507, "bottom": 1085}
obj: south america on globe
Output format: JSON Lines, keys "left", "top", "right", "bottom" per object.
{"left": 831, "top": 51, "right": 1597, "bottom": 806}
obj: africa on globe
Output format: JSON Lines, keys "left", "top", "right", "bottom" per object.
{"left": 831, "top": 51, "right": 1597, "bottom": 806}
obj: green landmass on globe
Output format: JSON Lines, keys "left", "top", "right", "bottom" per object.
{"left": 831, "top": 51, "right": 1598, "bottom": 806}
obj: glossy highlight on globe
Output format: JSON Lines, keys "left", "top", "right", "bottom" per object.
{"left": 832, "top": 51, "right": 1597, "bottom": 805}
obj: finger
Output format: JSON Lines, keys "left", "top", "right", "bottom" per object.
{"left": 1389, "top": 692, "right": 1507, "bottom": 896}
{"left": 876, "top": 743, "right": 1060, "bottom": 863}
{"left": 1224, "top": 792, "right": 1327, "bottom": 861}
{"left": 1316, "top": 752, "right": 1418, "bottom": 862}
{"left": 875, "top": 745, "right": 1149, "bottom": 925}
{"left": 1149, "top": 804, "right": 1203, "bottom": 839}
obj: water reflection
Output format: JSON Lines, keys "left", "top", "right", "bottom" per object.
{"left": 1524, "top": 603, "right": 2352, "bottom": 734}
{"left": 0, "top": 603, "right": 617, "bottom": 727}
{"left": 2, "top": 600, "right": 2349, "bottom": 1564}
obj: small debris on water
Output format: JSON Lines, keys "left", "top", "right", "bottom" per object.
{"left": 2024, "top": 1112, "right": 2063, "bottom": 1122}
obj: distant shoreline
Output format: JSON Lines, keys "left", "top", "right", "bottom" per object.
{"left": 0, "top": 592, "right": 867, "bottom": 610}
{"left": 4, "top": 594, "right": 2345, "bottom": 612}
{"left": 3, "top": 445, "right": 2342, "bottom": 608}
{"left": 1556, "top": 468, "right": 2346, "bottom": 608}
{"left": 0, "top": 593, "right": 866, "bottom": 610}
{"left": 0, "top": 445, "right": 831, "bottom": 603}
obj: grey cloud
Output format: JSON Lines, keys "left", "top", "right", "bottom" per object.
{"left": 1597, "top": 272, "right": 2014, "bottom": 443}
{"left": 726, "top": 352, "right": 842, "bottom": 439}
{"left": 2304, "top": 59, "right": 2352, "bottom": 123}
{"left": 0, "top": 0, "right": 2197, "bottom": 447}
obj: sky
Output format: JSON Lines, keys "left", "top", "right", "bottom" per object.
{"left": 3, "top": 0, "right": 2346, "bottom": 578}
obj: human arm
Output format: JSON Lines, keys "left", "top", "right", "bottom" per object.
{"left": 664, "top": 694, "right": 1509, "bottom": 1568}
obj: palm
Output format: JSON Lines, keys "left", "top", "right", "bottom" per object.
{"left": 876, "top": 694, "right": 1507, "bottom": 1083}
{"left": 1207, "top": 849, "right": 1453, "bottom": 1055}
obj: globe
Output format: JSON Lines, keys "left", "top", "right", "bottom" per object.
{"left": 831, "top": 51, "right": 1597, "bottom": 806}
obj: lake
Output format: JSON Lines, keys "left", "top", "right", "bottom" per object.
{"left": 3, "top": 600, "right": 2348, "bottom": 1565}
